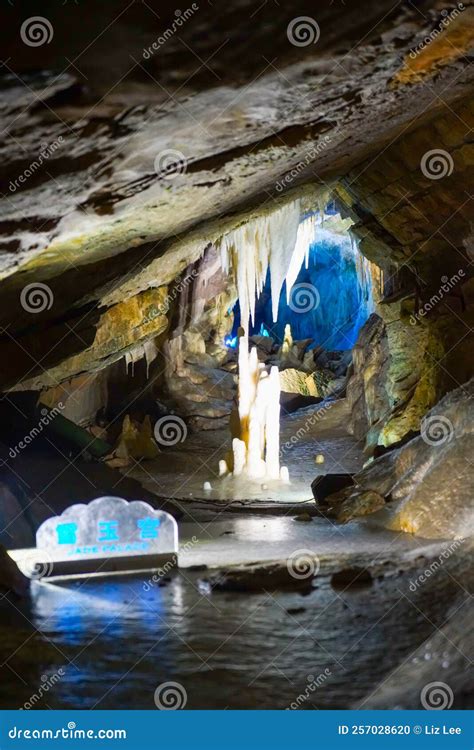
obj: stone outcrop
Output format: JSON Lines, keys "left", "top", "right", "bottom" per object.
{"left": 6, "top": 286, "right": 170, "bottom": 392}
{"left": 336, "top": 490, "right": 385, "bottom": 524}
{"left": 347, "top": 308, "right": 447, "bottom": 452}
{"left": 0, "top": 544, "right": 29, "bottom": 598}
{"left": 336, "top": 97, "right": 474, "bottom": 280}
{"left": 339, "top": 92, "right": 474, "bottom": 453}
{"left": 347, "top": 314, "right": 390, "bottom": 450}
{"left": 332, "top": 379, "right": 474, "bottom": 539}
{"left": 279, "top": 368, "right": 319, "bottom": 397}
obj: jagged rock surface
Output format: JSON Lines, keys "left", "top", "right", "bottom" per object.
{"left": 338, "top": 379, "right": 474, "bottom": 539}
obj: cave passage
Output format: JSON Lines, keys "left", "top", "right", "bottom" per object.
{"left": 215, "top": 203, "right": 376, "bottom": 488}
{"left": 228, "top": 210, "right": 374, "bottom": 351}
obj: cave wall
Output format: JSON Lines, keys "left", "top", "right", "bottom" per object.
{"left": 153, "top": 243, "right": 238, "bottom": 430}
{"left": 337, "top": 97, "right": 474, "bottom": 450}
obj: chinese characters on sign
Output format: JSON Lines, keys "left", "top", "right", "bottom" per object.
{"left": 35, "top": 496, "right": 178, "bottom": 563}
{"left": 55, "top": 517, "right": 161, "bottom": 545}
{"left": 137, "top": 518, "right": 161, "bottom": 540}
{"left": 56, "top": 522, "right": 77, "bottom": 545}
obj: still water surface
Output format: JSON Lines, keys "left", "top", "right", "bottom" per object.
{"left": 0, "top": 519, "right": 470, "bottom": 710}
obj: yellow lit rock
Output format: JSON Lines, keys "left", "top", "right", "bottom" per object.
{"left": 393, "top": 8, "right": 474, "bottom": 86}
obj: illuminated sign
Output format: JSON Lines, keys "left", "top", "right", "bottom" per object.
{"left": 28, "top": 496, "right": 178, "bottom": 577}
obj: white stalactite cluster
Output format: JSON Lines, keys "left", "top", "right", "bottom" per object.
{"left": 218, "top": 201, "right": 317, "bottom": 482}
{"left": 220, "top": 200, "right": 317, "bottom": 329}
{"left": 124, "top": 340, "right": 158, "bottom": 377}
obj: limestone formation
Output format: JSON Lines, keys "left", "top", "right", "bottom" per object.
{"left": 0, "top": 0, "right": 473, "bottom": 547}
{"left": 336, "top": 379, "right": 474, "bottom": 539}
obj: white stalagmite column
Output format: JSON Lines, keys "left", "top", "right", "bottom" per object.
{"left": 217, "top": 199, "right": 320, "bottom": 483}
{"left": 232, "top": 438, "right": 246, "bottom": 476}
{"left": 265, "top": 366, "right": 281, "bottom": 480}
{"left": 229, "top": 340, "right": 283, "bottom": 481}
{"left": 237, "top": 335, "right": 252, "bottom": 425}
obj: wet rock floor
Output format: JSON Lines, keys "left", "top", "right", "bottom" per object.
{"left": 0, "top": 398, "right": 472, "bottom": 710}
{"left": 1, "top": 518, "right": 472, "bottom": 710}
{"left": 128, "top": 398, "right": 365, "bottom": 506}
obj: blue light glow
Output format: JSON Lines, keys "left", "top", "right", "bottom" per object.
{"left": 229, "top": 226, "right": 373, "bottom": 351}
{"left": 224, "top": 334, "right": 238, "bottom": 349}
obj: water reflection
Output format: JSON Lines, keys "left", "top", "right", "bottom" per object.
{"left": 32, "top": 577, "right": 166, "bottom": 642}
{"left": 1, "top": 537, "right": 471, "bottom": 709}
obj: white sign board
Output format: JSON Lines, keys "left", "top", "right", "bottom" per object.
{"left": 31, "top": 496, "right": 178, "bottom": 575}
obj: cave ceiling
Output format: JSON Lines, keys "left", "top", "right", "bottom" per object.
{"left": 0, "top": 0, "right": 473, "bottom": 388}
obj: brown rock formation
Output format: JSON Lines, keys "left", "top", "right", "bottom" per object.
{"left": 0, "top": 0, "right": 472, "bottom": 543}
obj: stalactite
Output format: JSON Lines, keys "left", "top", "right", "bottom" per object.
{"left": 124, "top": 340, "right": 158, "bottom": 378}
{"left": 285, "top": 213, "right": 316, "bottom": 304}
{"left": 218, "top": 201, "right": 317, "bottom": 483}
{"left": 220, "top": 200, "right": 305, "bottom": 332}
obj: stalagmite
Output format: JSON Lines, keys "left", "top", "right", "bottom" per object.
{"left": 281, "top": 323, "right": 293, "bottom": 355}
{"left": 218, "top": 460, "right": 228, "bottom": 476}
{"left": 223, "top": 335, "right": 284, "bottom": 481}
{"left": 217, "top": 197, "right": 327, "bottom": 484}
{"left": 217, "top": 200, "right": 319, "bottom": 483}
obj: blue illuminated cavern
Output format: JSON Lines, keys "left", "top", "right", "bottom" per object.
{"left": 229, "top": 225, "right": 374, "bottom": 351}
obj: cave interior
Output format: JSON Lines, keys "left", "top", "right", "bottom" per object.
{"left": 0, "top": 0, "right": 472, "bottom": 712}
